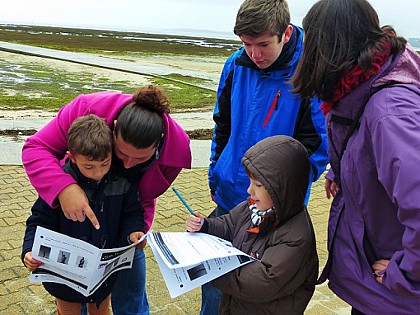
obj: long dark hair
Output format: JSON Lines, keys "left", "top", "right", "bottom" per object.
{"left": 291, "top": 0, "right": 406, "bottom": 101}
{"left": 115, "top": 85, "right": 170, "bottom": 149}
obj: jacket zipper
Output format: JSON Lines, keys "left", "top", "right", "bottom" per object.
{"left": 263, "top": 90, "right": 281, "bottom": 126}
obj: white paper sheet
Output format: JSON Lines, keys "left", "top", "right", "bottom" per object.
{"left": 148, "top": 232, "right": 255, "bottom": 298}
{"left": 30, "top": 226, "right": 146, "bottom": 296}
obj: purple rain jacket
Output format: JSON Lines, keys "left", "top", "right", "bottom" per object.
{"left": 320, "top": 44, "right": 420, "bottom": 314}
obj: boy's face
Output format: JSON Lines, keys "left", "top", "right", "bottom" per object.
{"left": 240, "top": 25, "right": 293, "bottom": 70}
{"left": 68, "top": 153, "right": 112, "bottom": 181}
{"left": 247, "top": 178, "right": 274, "bottom": 211}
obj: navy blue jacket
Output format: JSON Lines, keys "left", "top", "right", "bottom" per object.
{"left": 22, "top": 160, "right": 144, "bottom": 306}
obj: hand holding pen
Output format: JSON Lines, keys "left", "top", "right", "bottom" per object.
{"left": 172, "top": 187, "right": 205, "bottom": 232}
{"left": 185, "top": 211, "right": 205, "bottom": 232}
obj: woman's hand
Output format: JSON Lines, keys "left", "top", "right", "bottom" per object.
{"left": 24, "top": 252, "right": 43, "bottom": 272}
{"left": 325, "top": 178, "right": 339, "bottom": 199}
{"left": 372, "top": 259, "right": 389, "bottom": 284}
{"left": 58, "top": 184, "right": 100, "bottom": 229}
{"left": 130, "top": 232, "right": 147, "bottom": 250}
{"left": 186, "top": 212, "right": 205, "bottom": 232}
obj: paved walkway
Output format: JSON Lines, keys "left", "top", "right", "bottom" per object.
{"left": 0, "top": 165, "right": 351, "bottom": 314}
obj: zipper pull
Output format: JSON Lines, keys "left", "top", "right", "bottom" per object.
{"left": 274, "top": 90, "right": 281, "bottom": 109}
{"left": 101, "top": 234, "right": 108, "bottom": 249}
{"left": 263, "top": 90, "right": 282, "bottom": 126}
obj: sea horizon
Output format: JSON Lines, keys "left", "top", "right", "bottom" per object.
{"left": 0, "top": 21, "right": 239, "bottom": 41}
{"left": 1, "top": 22, "right": 419, "bottom": 50}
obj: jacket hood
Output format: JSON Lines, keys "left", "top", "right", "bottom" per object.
{"left": 374, "top": 44, "right": 420, "bottom": 88}
{"left": 241, "top": 135, "right": 310, "bottom": 222}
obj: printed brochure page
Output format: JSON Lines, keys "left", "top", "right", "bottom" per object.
{"left": 148, "top": 232, "right": 255, "bottom": 298}
{"left": 30, "top": 226, "right": 145, "bottom": 296}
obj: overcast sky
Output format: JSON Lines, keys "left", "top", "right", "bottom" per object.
{"left": 1, "top": 0, "right": 418, "bottom": 38}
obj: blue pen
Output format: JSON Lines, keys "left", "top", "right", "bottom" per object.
{"left": 172, "top": 187, "right": 201, "bottom": 223}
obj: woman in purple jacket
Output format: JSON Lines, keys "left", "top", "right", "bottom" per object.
{"left": 292, "top": 0, "right": 420, "bottom": 314}
{"left": 22, "top": 85, "right": 192, "bottom": 314}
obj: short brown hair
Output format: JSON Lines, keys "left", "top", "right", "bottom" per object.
{"left": 68, "top": 114, "right": 113, "bottom": 161}
{"left": 234, "top": 0, "right": 290, "bottom": 38}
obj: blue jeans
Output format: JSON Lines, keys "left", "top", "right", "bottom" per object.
{"left": 112, "top": 249, "right": 149, "bottom": 314}
{"left": 200, "top": 281, "right": 222, "bottom": 315}
{"left": 81, "top": 249, "right": 149, "bottom": 315}
{"left": 200, "top": 205, "right": 226, "bottom": 315}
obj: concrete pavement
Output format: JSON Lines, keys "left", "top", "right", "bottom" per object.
{"left": 0, "top": 165, "right": 351, "bottom": 314}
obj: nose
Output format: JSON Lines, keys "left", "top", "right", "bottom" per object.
{"left": 92, "top": 169, "right": 105, "bottom": 181}
{"left": 247, "top": 183, "right": 253, "bottom": 195}
{"left": 250, "top": 47, "right": 262, "bottom": 60}
{"left": 123, "top": 157, "right": 137, "bottom": 169}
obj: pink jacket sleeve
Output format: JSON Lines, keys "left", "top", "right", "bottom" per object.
{"left": 22, "top": 98, "right": 85, "bottom": 207}
{"left": 22, "top": 92, "right": 129, "bottom": 207}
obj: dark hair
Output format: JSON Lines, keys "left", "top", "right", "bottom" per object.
{"left": 234, "top": 0, "right": 290, "bottom": 39}
{"left": 291, "top": 0, "right": 406, "bottom": 101}
{"left": 115, "top": 85, "right": 170, "bottom": 149}
{"left": 68, "top": 114, "right": 113, "bottom": 160}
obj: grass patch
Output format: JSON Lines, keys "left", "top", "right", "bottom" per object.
{"left": 0, "top": 59, "right": 216, "bottom": 111}
{"left": 0, "top": 24, "right": 224, "bottom": 111}
{"left": 0, "top": 60, "right": 136, "bottom": 110}
{"left": 151, "top": 77, "right": 215, "bottom": 111}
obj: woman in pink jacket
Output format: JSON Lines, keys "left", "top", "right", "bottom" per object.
{"left": 22, "top": 85, "right": 191, "bottom": 315}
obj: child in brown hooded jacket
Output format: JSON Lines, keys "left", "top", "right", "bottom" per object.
{"left": 186, "top": 135, "right": 318, "bottom": 314}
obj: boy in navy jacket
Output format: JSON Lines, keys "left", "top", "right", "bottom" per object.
{"left": 22, "top": 114, "right": 145, "bottom": 314}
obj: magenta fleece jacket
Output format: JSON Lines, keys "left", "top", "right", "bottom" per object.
{"left": 22, "top": 91, "right": 192, "bottom": 231}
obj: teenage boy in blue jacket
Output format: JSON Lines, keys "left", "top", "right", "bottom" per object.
{"left": 205, "top": 0, "right": 328, "bottom": 314}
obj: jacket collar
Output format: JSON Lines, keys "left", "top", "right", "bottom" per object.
{"left": 330, "top": 51, "right": 402, "bottom": 120}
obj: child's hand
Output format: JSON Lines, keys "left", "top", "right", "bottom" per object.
{"left": 130, "top": 232, "right": 147, "bottom": 250}
{"left": 186, "top": 212, "right": 205, "bottom": 232}
{"left": 24, "top": 252, "right": 43, "bottom": 272}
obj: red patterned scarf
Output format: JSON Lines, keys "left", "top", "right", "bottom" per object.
{"left": 247, "top": 198, "right": 279, "bottom": 234}
{"left": 320, "top": 39, "right": 392, "bottom": 115}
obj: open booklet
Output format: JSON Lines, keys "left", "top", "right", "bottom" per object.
{"left": 30, "top": 226, "right": 146, "bottom": 297}
{"left": 148, "top": 232, "right": 256, "bottom": 298}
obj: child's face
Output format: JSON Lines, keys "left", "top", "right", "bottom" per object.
{"left": 69, "top": 153, "right": 112, "bottom": 181}
{"left": 247, "top": 178, "right": 274, "bottom": 211}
